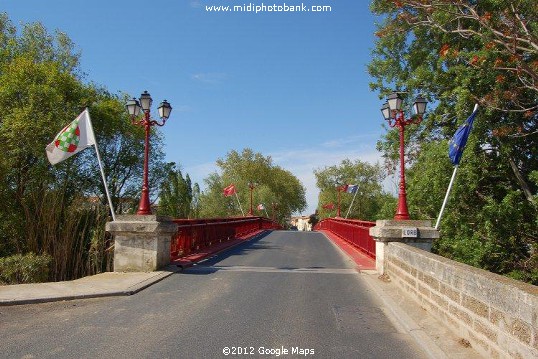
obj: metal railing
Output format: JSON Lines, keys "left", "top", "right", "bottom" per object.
{"left": 315, "top": 218, "right": 376, "bottom": 258}
{"left": 171, "top": 216, "right": 281, "bottom": 260}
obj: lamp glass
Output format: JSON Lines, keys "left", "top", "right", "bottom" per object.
{"left": 139, "top": 91, "right": 153, "bottom": 111}
{"left": 413, "top": 96, "right": 427, "bottom": 115}
{"left": 158, "top": 100, "right": 172, "bottom": 119}
{"left": 126, "top": 98, "right": 141, "bottom": 116}
{"left": 380, "top": 102, "right": 391, "bottom": 120}
{"left": 387, "top": 92, "right": 403, "bottom": 112}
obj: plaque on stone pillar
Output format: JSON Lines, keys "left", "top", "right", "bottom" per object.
{"left": 369, "top": 220, "right": 439, "bottom": 275}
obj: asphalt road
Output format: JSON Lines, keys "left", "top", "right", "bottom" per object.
{"left": 0, "top": 231, "right": 428, "bottom": 359}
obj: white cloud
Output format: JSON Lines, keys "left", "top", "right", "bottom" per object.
{"left": 321, "top": 133, "right": 378, "bottom": 149}
{"left": 191, "top": 73, "right": 227, "bottom": 84}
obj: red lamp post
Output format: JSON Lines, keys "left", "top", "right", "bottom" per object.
{"left": 271, "top": 202, "right": 278, "bottom": 222}
{"left": 336, "top": 185, "right": 343, "bottom": 218}
{"left": 126, "top": 91, "right": 172, "bottom": 215}
{"left": 381, "top": 92, "right": 427, "bottom": 220}
{"left": 248, "top": 182, "right": 256, "bottom": 216}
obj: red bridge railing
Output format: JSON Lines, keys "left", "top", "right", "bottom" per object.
{"left": 314, "top": 218, "right": 376, "bottom": 258}
{"left": 171, "top": 216, "right": 281, "bottom": 260}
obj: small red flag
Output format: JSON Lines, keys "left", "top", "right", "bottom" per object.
{"left": 322, "top": 202, "right": 335, "bottom": 210}
{"left": 337, "top": 184, "right": 349, "bottom": 192}
{"left": 223, "top": 184, "right": 236, "bottom": 197}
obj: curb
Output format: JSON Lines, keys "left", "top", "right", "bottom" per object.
{"left": 0, "top": 267, "right": 180, "bottom": 307}
{"left": 318, "top": 230, "right": 376, "bottom": 271}
{"left": 362, "top": 274, "right": 449, "bottom": 359}
{"left": 0, "top": 230, "right": 269, "bottom": 306}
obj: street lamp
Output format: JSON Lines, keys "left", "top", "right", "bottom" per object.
{"left": 248, "top": 182, "right": 256, "bottom": 216}
{"left": 126, "top": 91, "right": 172, "bottom": 215}
{"left": 381, "top": 92, "right": 427, "bottom": 220}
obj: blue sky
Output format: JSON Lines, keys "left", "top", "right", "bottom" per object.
{"left": 2, "top": 1, "right": 396, "bottom": 215}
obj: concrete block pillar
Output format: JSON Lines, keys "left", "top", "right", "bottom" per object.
{"left": 369, "top": 220, "right": 439, "bottom": 275}
{"left": 105, "top": 215, "right": 178, "bottom": 272}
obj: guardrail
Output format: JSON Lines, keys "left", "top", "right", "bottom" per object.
{"left": 314, "top": 218, "right": 376, "bottom": 258}
{"left": 171, "top": 217, "right": 281, "bottom": 260}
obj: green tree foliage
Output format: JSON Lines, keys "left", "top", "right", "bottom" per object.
{"left": 157, "top": 163, "right": 196, "bottom": 218}
{"left": 314, "top": 159, "right": 391, "bottom": 220}
{"left": 0, "top": 13, "right": 165, "bottom": 281}
{"left": 369, "top": 1, "right": 538, "bottom": 283}
{"left": 314, "top": 159, "right": 392, "bottom": 221}
{"left": 199, "top": 148, "right": 307, "bottom": 223}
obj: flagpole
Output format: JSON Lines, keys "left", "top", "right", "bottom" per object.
{"left": 436, "top": 103, "right": 479, "bottom": 230}
{"left": 345, "top": 189, "right": 359, "bottom": 219}
{"left": 435, "top": 166, "right": 458, "bottom": 230}
{"left": 86, "top": 108, "right": 116, "bottom": 221}
{"left": 235, "top": 192, "right": 245, "bottom": 216}
{"left": 263, "top": 206, "right": 269, "bottom": 218}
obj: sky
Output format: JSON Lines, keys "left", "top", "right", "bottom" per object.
{"left": 1, "top": 0, "right": 397, "bottom": 215}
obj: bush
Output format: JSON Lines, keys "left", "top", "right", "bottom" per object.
{"left": 0, "top": 253, "right": 52, "bottom": 284}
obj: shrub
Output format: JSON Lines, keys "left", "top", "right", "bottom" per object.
{"left": 0, "top": 253, "right": 52, "bottom": 284}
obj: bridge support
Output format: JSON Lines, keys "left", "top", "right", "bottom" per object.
{"left": 106, "top": 215, "right": 178, "bottom": 272}
{"left": 369, "top": 220, "right": 439, "bottom": 275}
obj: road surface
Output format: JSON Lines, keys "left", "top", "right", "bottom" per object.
{"left": 0, "top": 230, "right": 428, "bottom": 358}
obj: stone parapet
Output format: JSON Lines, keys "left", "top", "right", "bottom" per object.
{"left": 369, "top": 219, "right": 439, "bottom": 274}
{"left": 106, "top": 215, "right": 178, "bottom": 272}
{"left": 385, "top": 242, "right": 538, "bottom": 359}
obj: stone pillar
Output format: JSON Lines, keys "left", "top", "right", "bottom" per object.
{"left": 105, "top": 215, "right": 178, "bottom": 272}
{"left": 369, "top": 220, "right": 439, "bottom": 275}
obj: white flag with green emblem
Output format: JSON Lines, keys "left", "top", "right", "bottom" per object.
{"left": 46, "top": 109, "right": 96, "bottom": 165}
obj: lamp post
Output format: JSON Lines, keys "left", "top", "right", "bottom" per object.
{"left": 126, "top": 91, "right": 172, "bottom": 215}
{"left": 248, "top": 182, "right": 256, "bottom": 216}
{"left": 337, "top": 185, "right": 343, "bottom": 218}
{"left": 381, "top": 92, "right": 427, "bottom": 220}
{"left": 271, "top": 202, "right": 278, "bottom": 222}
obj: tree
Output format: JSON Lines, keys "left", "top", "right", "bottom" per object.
{"left": 314, "top": 159, "right": 390, "bottom": 221}
{"left": 0, "top": 14, "right": 166, "bottom": 281}
{"left": 199, "top": 149, "right": 307, "bottom": 223}
{"left": 157, "top": 163, "right": 195, "bottom": 218}
{"left": 370, "top": 1, "right": 537, "bottom": 113}
{"left": 368, "top": 1, "right": 538, "bottom": 283}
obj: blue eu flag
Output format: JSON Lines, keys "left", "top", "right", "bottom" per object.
{"left": 448, "top": 108, "right": 478, "bottom": 165}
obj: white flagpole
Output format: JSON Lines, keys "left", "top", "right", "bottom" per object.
{"left": 234, "top": 192, "right": 245, "bottom": 216}
{"left": 345, "top": 188, "right": 359, "bottom": 219}
{"left": 435, "top": 103, "right": 479, "bottom": 230}
{"left": 263, "top": 205, "right": 269, "bottom": 218}
{"left": 86, "top": 109, "right": 116, "bottom": 221}
{"left": 435, "top": 165, "right": 458, "bottom": 230}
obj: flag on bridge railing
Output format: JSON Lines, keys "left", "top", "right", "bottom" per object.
{"left": 257, "top": 203, "right": 265, "bottom": 211}
{"left": 346, "top": 184, "right": 358, "bottom": 193}
{"left": 337, "top": 184, "right": 348, "bottom": 192}
{"left": 322, "top": 202, "right": 335, "bottom": 210}
{"left": 223, "top": 184, "right": 236, "bottom": 197}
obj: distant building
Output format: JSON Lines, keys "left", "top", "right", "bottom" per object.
{"left": 290, "top": 216, "right": 312, "bottom": 231}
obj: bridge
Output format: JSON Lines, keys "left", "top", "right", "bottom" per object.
{"left": 1, "top": 216, "right": 537, "bottom": 358}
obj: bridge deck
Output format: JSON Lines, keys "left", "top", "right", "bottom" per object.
{"left": 0, "top": 231, "right": 481, "bottom": 358}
